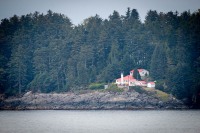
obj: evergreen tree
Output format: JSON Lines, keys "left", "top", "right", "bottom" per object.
{"left": 150, "top": 44, "right": 167, "bottom": 80}
{"left": 8, "top": 44, "right": 28, "bottom": 94}
{"left": 133, "top": 68, "right": 141, "bottom": 80}
{"left": 0, "top": 9, "right": 200, "bottom": 107}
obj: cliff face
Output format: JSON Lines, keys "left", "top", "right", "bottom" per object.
{"left": 0, "top": 91, "right": 187, "bottom": 110}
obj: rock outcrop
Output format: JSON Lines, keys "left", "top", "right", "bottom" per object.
{"left": 0, "top": 90, "right": 187, "bottom": 110}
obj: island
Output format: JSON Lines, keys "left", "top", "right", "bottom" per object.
{"left": 0, "top": 86, "right": 187, "bottom": 110}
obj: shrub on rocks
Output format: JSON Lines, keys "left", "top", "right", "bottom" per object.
{"left": 104, "top": 84, "right": 124, "bottom": 92}
{"left": 132, "top": 86, "right": 147, "bottom": 94}
{"left": 89, "top": 83, "right": 104, "bottom": 90}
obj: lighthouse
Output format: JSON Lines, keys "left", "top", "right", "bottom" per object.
{"left": 121, "top": 72, "right": 124, "bottom": 85}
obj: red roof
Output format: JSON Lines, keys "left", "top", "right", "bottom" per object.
{"left": 137, "top": 69, "right": 144, "bottom": 72}
{"left": 148, "top": 82, "right": 155, "bottom": 84}
{"left": 135, "top": 81, "right": 147, "bottom": 84}
{"left": 140, "top": 81, "right": 147, "bottom": 84}
{"left": 129, "top": 79, "right": 136, "bottom": 82}
{"left": 123, "top": 75, "right": 134, "bottom": 80}
{"left": 116, "top": 75, "right": 135, "bottom": 81}
{"left": 130, "top": 69, "right": 144, "bottom": 73}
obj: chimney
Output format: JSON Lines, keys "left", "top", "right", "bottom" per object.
{"left": 121, "top": 72, "right": 124, "bottom": 85}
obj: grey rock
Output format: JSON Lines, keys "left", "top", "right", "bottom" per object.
{"left": 0, "top": 90, "right": 188, "bottom": 110}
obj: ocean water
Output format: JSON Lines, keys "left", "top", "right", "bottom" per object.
{"left": 0, "top": 110, "right": 200, "bottom": 133}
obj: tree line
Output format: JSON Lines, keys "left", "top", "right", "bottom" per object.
{"left": 0, "top": 9, "right": 200, "bottom": 106}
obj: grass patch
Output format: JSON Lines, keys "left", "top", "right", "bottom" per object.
{"left": 143, "top": 87, "right": 169, "bottom": 101}
{"left": 155, "top": 90, "right": 169, "bottom": 101}
{"left": 102, "top": 84, "right": 124, "bottom": 93}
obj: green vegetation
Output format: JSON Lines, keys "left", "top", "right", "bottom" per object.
{"left": 155, "top": 90, "right": 169, "bottom": 101}
{"left": 130, "top": 86, "right": 147, "bottom": 94}
{"left": 103, "top": 84, "right": 124, "bottom": 93}
{"left": 155, "top": 80, "right": 165, "bottom": 92}
{"left": 0, "top": 9, "right": 200, "bottom": 106}
{"left": 133, "top": 69, "right": 141, "bottom": 80}
{"left": 150, "top": 44, "right": 167, "bottom": 80}
{"left": 89, "top": 83, "right": 104, "bottom": 90}
{"left": 130, "top": 86, "right": 169, "bottom": 101}
{"left": 144, "top": 87, "right": 169, "bottom": 101}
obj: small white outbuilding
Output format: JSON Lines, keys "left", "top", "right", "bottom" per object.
{"left": 147, "top": 82, "right": 155, "bottom": 88}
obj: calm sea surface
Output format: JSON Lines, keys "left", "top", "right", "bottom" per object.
{"left": 0, "top": 110, "right": 200, "bottom": 133}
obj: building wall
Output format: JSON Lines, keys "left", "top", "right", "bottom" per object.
{"left": 147, "top": 83, "right": 155, "bottom": 88}
{"left": 139, "top": 69, "right": 149, "bottom": 77}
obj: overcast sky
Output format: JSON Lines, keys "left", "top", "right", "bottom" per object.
{"left": 0, "top": 0, "right": 200, "bottom": 25}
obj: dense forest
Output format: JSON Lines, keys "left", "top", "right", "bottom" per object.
{"left": 0, "top": 8, "right": 200, "bottom": 106}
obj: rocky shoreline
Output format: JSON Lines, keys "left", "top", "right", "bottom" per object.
{"left": 0, "top": 90, "right": 187, "bottom": 110}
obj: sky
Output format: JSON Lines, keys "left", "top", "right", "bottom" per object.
{"left": 0, "top": 0, "right": 200, "bottom": 25}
